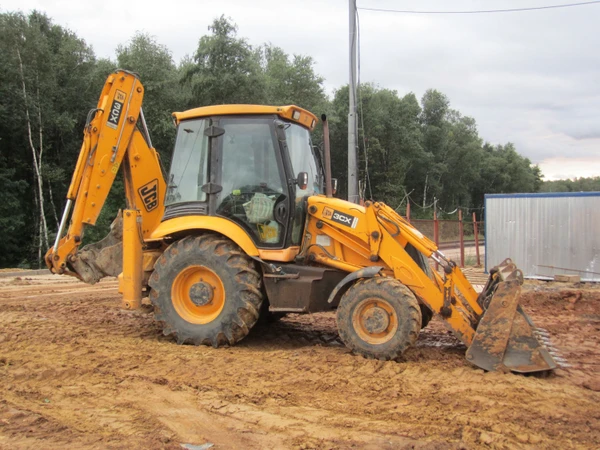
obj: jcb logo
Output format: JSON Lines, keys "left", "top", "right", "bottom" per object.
{"left": 106, "top": 90, "right": 126, "bottom": 129}
{"left": 138, "top": 179, "right": 159, "bottom": 212}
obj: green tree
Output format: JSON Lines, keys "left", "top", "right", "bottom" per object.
{"left": 183, "top": 16, "right": 266, "bottom": 105}
{"left": 328, "top": 84, "right": 425, "bottom": 207}
{"left": 0, "top": 10, "right": 551, "bottom": 267}
{"left": 116, "top": 32, "right": 184, "bottom": 164}
{"left": 436, "top": 111, "right": 483, "bottom": 208}
{"left": 359, "top": 85, "right": 424, "bottom": 207}
{"left": 414, "top": 89, "right": 451, "bottom": 208}
{"left": 541, "top": 176, "right": 600, "bottom": 192}
{"left": 327, "top": 85, "right": 350, "bottom": 199}
{"left": 470, "top": 143, "right": 542, "bottom": 210}
{"left": 261, "top": 44, "right": 327, "bottom": 113}
{"left": 0, "top": 158, "right": 28, "bottom": 267}
{"left": 0, "top": 11, "right": 99, "bottom": 265}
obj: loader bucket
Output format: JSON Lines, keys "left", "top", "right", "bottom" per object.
{"left": 465, "top": 259, "right": 558, "bottom": 373}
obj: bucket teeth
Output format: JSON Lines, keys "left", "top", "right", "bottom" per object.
{"left": 544, "top": 343, "right": 559, "bottom": 353}
{"left": 531, "top": 329, "right": 570, "bottom": 368}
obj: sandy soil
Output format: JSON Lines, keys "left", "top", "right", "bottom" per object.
{"left": 0, "top": 272, "right": 598, "bottom": 449}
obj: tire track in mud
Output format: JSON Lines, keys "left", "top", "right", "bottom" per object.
{"left": 0, "top": 275, "right": 599, "bottom": 449}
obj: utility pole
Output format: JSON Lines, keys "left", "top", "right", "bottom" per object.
{"left": 348, "top": 0, "right": 359, "bottom": 203}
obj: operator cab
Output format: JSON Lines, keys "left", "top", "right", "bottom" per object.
{"left": 165, "top": 105, "right": 323, "bottom": 249}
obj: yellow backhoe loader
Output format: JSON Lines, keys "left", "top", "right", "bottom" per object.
{"left": 46, "top": 70, "right": 557, "bottom": 373}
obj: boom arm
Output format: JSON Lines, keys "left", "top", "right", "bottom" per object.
{"left": 46, "top": 70, "right": 166, "bottom": 282}
{"left": 303, "top": 197, "right": 556, "bottom": 373}
{"left": 304, "top": 198, "right": 480, "bottom": 342}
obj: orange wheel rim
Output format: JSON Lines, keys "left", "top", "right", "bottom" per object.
{"left": 352, "top": 298, "right": 398, "bottom": 345}
{"left": 171, "top": 265, "right": 225, "bottom": 324}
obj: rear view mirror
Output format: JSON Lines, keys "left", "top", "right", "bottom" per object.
{"left": 331, "top": 178, "right": 338, "bottom": 195}
{"left": 296, "top": 172, "right": 308, "bottom": 190}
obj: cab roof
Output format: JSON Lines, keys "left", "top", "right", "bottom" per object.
{"left": 172, "top": 104, "right": 318, "bottom": 131}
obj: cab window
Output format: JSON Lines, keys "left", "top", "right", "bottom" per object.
{"left": 165, "top": 119, "right": 209, "bottom": 205}
{"left": 216, "top": 118, "right": 286, "bottom": 246}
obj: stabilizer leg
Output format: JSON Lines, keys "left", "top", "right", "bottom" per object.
{"left": 121, "top": 209, "right": 142, "bottom": 310}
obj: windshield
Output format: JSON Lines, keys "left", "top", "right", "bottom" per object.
{"left": 166, "top": 119, "right": 209, "bottom": 205}
{"left": 217, "top": 119, "right": 284, "bottom": 209}
{"left": 285, "top": 123, "right": 321, "bottom": 195}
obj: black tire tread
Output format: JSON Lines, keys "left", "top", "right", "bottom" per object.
{"left": 148, "top": 234, "right": 263, "bottom": 348}
{"left": 336, "top": 277, "right": 421, "bottom": 360}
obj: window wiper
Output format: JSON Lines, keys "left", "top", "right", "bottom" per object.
{"left": 274, "top": 119, "right": 291, "bottom": 130}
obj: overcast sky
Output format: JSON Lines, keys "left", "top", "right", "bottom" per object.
{"left": 6, "top": 0, "right": 600, "bottom": 180}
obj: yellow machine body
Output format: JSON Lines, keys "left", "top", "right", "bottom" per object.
{"left": 47, "top": 70, "right": 557, "bottom": 374}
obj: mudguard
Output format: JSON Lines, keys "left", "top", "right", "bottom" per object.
{"left": 327, "top": 266, "right": 384, "bottom": 305}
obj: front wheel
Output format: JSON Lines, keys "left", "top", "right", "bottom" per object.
{"left": 148, "top": 234, "right": 263, "bottom": 347}
{"left": 336, "top": 277, "right": 421, "bottom": 360}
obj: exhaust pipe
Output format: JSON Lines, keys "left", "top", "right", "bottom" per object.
{"left": 322, "top": 114, "right": 333, "bottom": 198}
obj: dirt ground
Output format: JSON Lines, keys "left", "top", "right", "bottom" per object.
{"left": 0, "top": 272, "right": 598, "bottom": 449}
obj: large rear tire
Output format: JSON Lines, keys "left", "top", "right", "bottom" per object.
{"left": 148, "top": 234, "right": 263, "bottom": 347}
{"left": 336, "top": 277, "right": 421, "bottom": 360}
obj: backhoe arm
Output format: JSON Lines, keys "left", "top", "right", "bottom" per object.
{"left": 46, "top": 70, "right": 165, "bottom": 284}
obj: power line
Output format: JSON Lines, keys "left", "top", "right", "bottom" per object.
{"left": 358, "top": 1, "right": 600, "bottom": 15}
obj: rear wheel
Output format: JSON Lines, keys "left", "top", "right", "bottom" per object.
{"left": 148, "top": 234, "right": 263, "bottom": 347}
{"left": 336, "top": 277, "right": 421, "bottom": 360}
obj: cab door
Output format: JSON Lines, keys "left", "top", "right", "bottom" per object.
{"left": 213, "top": 116, "right": 291, "bottom": 248}
{"left": 281, "top": 122, "right": 322, "bottom": 246}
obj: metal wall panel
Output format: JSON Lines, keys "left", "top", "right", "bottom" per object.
{"left": 485, "top": 192, "right": 600, "bottom": 281}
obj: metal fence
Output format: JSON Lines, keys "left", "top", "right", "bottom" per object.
{"left": 402, "top": 207, "right": 485, "bottom": 267}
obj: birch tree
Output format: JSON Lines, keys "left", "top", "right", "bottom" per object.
{"left": 0, "top": 11, "right": 98, "bottom": 266}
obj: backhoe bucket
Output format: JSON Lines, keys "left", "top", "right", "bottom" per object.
{"left": 465, "top": 259, "right": 557, "bottom": 373}
{"left": 69, "top": 211, "right": 124, "bottom": 284}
